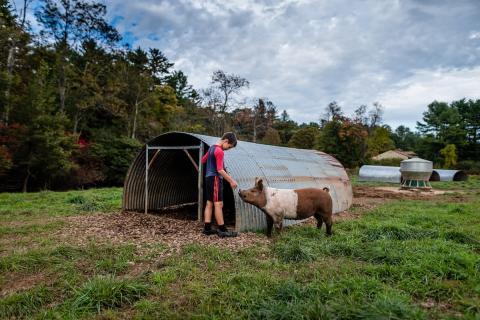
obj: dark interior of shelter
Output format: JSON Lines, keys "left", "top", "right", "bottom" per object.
{"left": 429, "top": 171, "right": 440, "bottom": 181}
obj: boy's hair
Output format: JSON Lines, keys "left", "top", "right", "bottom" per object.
{"left": 222, "top": 132, "right": 237, "bottom": 147}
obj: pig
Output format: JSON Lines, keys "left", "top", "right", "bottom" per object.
{"left": 238, "top": 178, "right": 333, "bottom": 237}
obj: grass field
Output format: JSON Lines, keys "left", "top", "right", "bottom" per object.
{"left": 0, "top": 178, "right": 479, "bottom": 319}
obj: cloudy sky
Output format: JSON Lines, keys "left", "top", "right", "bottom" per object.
{"left": 20, "top": 0, "right": 480, "bottom": 129}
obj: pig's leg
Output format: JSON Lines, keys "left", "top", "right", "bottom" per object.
{"left": 314, "top": 213, "right": 323, "bottom": 230}
{"left": 324, "top": 215, "right": 333, "bottom": 236}
{"left": 266, "top": 215, "right": 274, "bottom": 237}
{"left": 274, "top": 221, "right": 283, "bottom": 235}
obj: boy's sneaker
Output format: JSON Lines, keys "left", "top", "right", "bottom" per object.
{"left": 202, "top": 228, "right": 218, "bottom": 235}
{"left": 218, "top": 229, "right": 238, "bottom": 238}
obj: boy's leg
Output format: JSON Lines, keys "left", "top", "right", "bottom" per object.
{"left": 213, "top": 201, "right": 224, "bottom": 226}
{"left": 211, "top": 175, "right": 237, "bottom": 238}
{"left": 202, "top": 201, "right": 217, "bottom": 235}
{"left": 214, "top": 201, "right": 238, "bottom": 238}
{"left": 204, "top": 200, "right": 213, "bottom": 223}
{"left": 202, "top": 176, "right": 217, "bottom": 235}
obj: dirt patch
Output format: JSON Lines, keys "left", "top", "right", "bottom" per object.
{"left": 0, "top": 272, "right": 50, "bottom": 297}
{"left": 299, "top": 185, "right": 470, "bottom": 231}
{"left": 354, "top": 186, "right": 469, "bottom": 202}
{"left": 418, "top": 298, "right": 462, "bottom": 317}
{"left": 54, "top": 211, "right": 269, "bottom": 259}
{"left": 353, "top": 186, "right": 440, "bottom": 200}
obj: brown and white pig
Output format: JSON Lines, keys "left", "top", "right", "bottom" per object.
{"left": 238, "top": 178, "right": 333, "bottom": 237}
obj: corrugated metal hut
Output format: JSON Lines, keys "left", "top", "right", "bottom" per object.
{"left": 122, "top": 132, "right": 353, "bottom": 232}
{"left": 358, "top": 165, "right": 402, "bottom": 183}
{"left": 430, "top": 169, "right": 468, "bottom": 182}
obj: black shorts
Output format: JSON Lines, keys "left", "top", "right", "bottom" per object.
{"left": 205, "top": 176, "right": 223, "bottom": 202}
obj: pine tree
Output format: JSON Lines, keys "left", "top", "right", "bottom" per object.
{"left": 19, "top": 62, "right": 76, "bottom": 191}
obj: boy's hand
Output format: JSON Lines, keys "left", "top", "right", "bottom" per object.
{"left": 230, "top": 180, "right": 238, "bottom": 189}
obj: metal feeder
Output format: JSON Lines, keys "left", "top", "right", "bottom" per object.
{"left": 400, "top": 157, "right": 433, "bottom": 190}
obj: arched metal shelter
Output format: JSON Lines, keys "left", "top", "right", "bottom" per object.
{"left": 123, "top": 132, "right": 353, "bottom": 232}
{"left": 429, "top": 169, "right": 468, "bottom": 182}
{"left": 358, "top": 165, "right": 402, "bottom": 183}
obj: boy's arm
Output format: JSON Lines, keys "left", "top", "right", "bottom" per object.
{"left": 201, "top": 151, "right": 208, "bottom": 164}
{"left": 215, "top": 148, "right": 238, "bottom": 189}
{"left": 218, "top": 169, "right": 237, "bottom": 189}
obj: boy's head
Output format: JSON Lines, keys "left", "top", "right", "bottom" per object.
{"left": 220, "top": 132, "right": 237, "bottom": 150}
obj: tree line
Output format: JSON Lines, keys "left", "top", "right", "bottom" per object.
{"left": 1, "top": 0, "right": 479, "bottom": 192}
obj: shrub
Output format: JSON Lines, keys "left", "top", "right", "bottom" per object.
{"left": 66, "top": 195, "right": 88, "bottom": 204}
{"left": 0, "top": 145, "right": 12, "bottom": 176}
{"left": 88, "top": 137, "right": 142, "bottom": 186}
{"left": 457, "top": 160, "right": 480, "bottom": 174}
{"left": 369, "top": 158, "right": 403, "bottom": 167}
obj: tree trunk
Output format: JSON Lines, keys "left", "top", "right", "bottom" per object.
{"left": 73, "top": 111, "right": 80, "bottom": 136}
{"left": 22, "top": 169, "right": 31, "bottom": 193}
{"left": 3, "top": 45, "right": 15, "bottom": 125}
{"left": 59, "top": 66, "right": 66, "bottom": 113}
{"left": 3, "top": 0, "right": 30, "bottom": 124}
{"left": 132, "top": 100, "right": 139, "bottom": 139}
{"left": 58, "top": 36, "right": 68, "bottom": 113}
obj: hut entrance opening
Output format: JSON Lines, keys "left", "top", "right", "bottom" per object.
{"left": 142, "top": 137, "right": 236, "bottom": 227}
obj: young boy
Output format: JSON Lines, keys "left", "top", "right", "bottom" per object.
{"left": 201, "top": 132, "right": 239, "bottom": 237}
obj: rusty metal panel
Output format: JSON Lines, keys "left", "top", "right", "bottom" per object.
{"left": 123, "top": 132, "right": 353, "bottom": 232}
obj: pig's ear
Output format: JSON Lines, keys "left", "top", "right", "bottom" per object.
{"left": 256, "top": 178, "right": 264, "bottom": 191}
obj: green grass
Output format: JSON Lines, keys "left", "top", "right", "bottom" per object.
{"left": 0, "top": 220, "right": 65, "bottom": 236}
{"left": 68, "top": 275, "right": 149, "bottom": 314}
{"left": 430, "top": 175, "right": 480, "bottom": 191}
{"left": 0, "top": 243, "right": 142, "bottom": 319}
{"left": 0, "top": 285, "right": 54, "bottom": 319}
{"left": 0, "top": 187, "right": 479, "bottom": 319}
{"left": 0, "top": 187, "right": 122, "bottom": 223}
{"left": 0, "top": 243, "right": 136, "bottom": 275}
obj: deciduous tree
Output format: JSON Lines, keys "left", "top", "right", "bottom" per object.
{"left": 440, "top": 144, "right": 457, "bottom": 169}
{"left": 366, "top": 126, "right": 395, "bottom": 158}
{"left": 288, "top": 126, "right": 319, "bottom": 149}
{"left": 35, "top": 0, "right": 120, "bottom": 112}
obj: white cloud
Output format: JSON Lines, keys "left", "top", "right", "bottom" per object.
{"left": 378, "top": 66, "right": 480, "bottom": 129}
{"left": 470, "top": 31, "right": 480, "bottom": 40}
{"left": 19, "top": 0, "right": 480, "bottom": 130}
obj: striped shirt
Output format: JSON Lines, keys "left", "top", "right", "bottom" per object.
{"left": 201, "top": 144, "right": 224, "bottom": 178}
